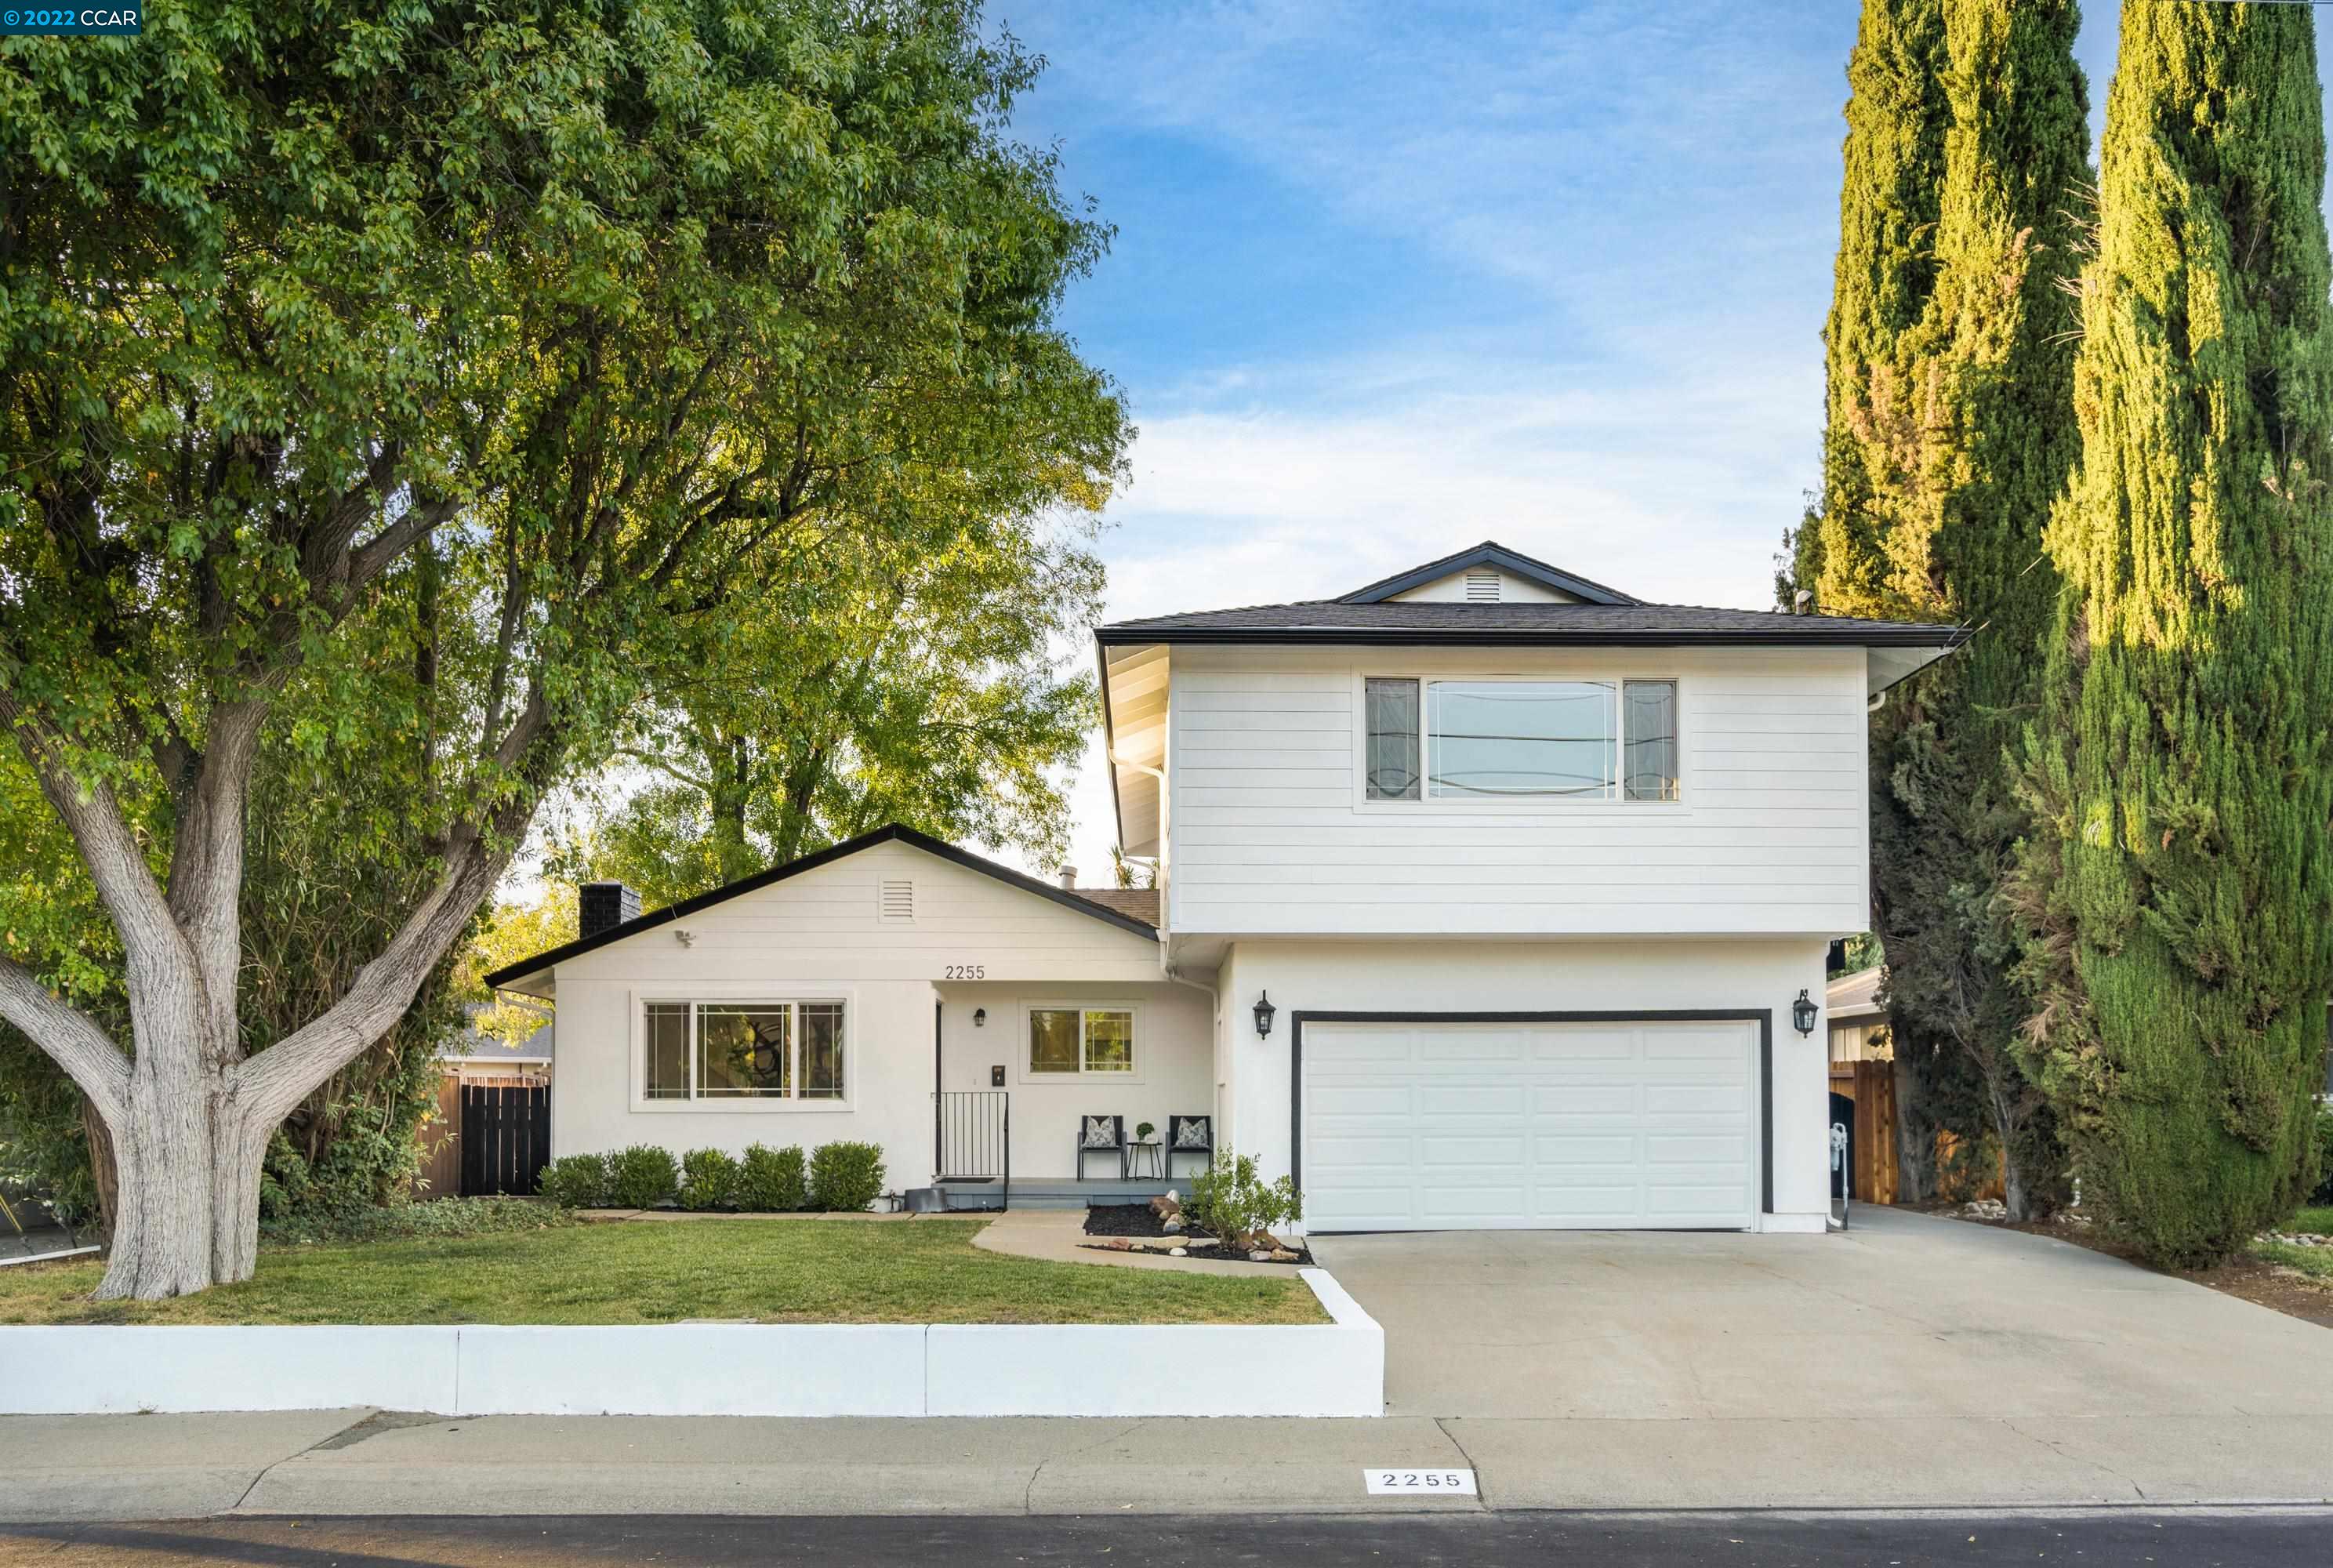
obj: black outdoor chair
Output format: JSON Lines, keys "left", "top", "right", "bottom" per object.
{"left": 1074, "top": 1114, "right": 1127, "bottom": 1180}
{"left": 1165, "top": 1113, "right": 1214, "bottom": 1179}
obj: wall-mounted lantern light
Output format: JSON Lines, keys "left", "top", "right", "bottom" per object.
{"left": 1792, "top": 988, "right": 1819, "bottom": 1038}
{"left": 973, "top": 1007, "right": 986, "bottom": 1028}
{"left": 1254, "top": 991, "right": 1277, "bottom": 1040}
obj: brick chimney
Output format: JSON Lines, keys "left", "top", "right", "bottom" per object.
{"left": 579, "top": 881, "right": 641, "bottom": 940}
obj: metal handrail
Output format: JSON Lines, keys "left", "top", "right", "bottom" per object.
{"left": 936, "top": 1090, "right": 1011, "bottom": 1209}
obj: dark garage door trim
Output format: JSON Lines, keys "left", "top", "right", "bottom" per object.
{"left": 1290, "top": 1009, "right": 1777, "bottom": 1218}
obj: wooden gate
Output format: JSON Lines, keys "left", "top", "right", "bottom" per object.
{"left": 1827, "top": 1059, "right": 1899, "bottom": 1205}
{"left": 415, "top": 1075, "right": 463, "bottom": 1199}
{"left": 459, "top": 1080, "right": 550, "bottom": 1197}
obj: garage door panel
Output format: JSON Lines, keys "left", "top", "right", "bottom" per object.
{"left": 1526, "top": 1027, "right": 1635, "bottom": 1059}
{"left": 1647, "top": 1134, "right": 1747, "bottom": 1164}
{"left": 1645, "top": 1084, "right": 1747, "bottom": 1113}
{"left": 1310, "top": 1083, "right": 1416, "bottom": 1115}
{"left": 1533, "top": 1134, "right": 1638, "bottom": 1163}
{"left": 1304, "top": 1018, "right": 1758, "bottom": 1232}
{"left": 1416, "top": 1085, "right": 1532, "bottom": 1116}
{"left": 1528, "top": 1085, "right": 1636, "bottom": 1116}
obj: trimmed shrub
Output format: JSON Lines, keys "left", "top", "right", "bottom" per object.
{"left": 738, "top": 1143, "right": 808, "bottom": 1212}
{"left": 2312, "top": 1104, "right": 2333, "bottom": 1207}
{"left": 1184, "top": 1152, "right": 1301, "bottom": 1245}
{"left": 807, "top": 1141, "right": 886, "bottom": 1212}
{"left": 608, "top": 1144, "right": 680, "bottom": 1208}
{"left": 537, "top": 1152, "right": 612, "bottom": 1210}
{"left": 679, "top": 1147, "right": 742, "bottom": 1210}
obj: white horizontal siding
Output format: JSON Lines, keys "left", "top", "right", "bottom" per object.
{"left": 1166, "top": 645, "right": 1870, "bottom": 937}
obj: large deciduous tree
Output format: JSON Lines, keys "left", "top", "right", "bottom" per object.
{"left": 2010, "top": 1, "right": 2333, "bottom": 1265}
{"left": 1799, "top": 0, "right": 2090, "bottom": 1215}
{"left": 0, "top": 0, "right": 1126, "bottom": 1298}
{"left": 586, "top": 516, "right": 1105, "bottom": 908}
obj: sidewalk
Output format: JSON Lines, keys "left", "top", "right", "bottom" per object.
{"left": 13, "top": 1403, "right": 2333, "bottom": 1523}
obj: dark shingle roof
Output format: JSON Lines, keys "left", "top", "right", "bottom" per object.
{"left": 1069, "top": 887, "right": 1159, "bottom": 927}
{"left": 1097, "top": 600, "right": 1966, "bottom": 648}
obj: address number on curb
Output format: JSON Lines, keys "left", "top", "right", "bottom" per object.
{"left": 1364, "top": 1468, "right": 1477, "bottom": 1496}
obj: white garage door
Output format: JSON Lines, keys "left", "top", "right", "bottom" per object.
{"left": 1302, "top": 1018, "right": 1759, "bottom": 1231}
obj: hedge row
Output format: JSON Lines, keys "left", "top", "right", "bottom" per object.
{"left": 538, "top": 1142, "right": 886, "bottom": 1213}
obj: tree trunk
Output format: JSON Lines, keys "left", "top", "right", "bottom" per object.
{"left": 1893, "top": 1054, "right": 1939, "bottom": 1204}
{"left": 96, "top": 1054, "right": 224, "bottom": 1299}
{"left": 78, "top": 1093, "right": 119, "bottom": 1242}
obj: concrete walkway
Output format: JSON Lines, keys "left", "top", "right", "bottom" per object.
{"left": 8, "top": 1208, "right": 2331, "bottom": 1522}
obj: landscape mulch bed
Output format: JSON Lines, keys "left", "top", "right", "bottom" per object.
{"left": 1082, "top": 1203, "right": 1313, "bottom": 1266}
{"left": 1924, "top": 1204, "right": 2333, "bottom": 1332}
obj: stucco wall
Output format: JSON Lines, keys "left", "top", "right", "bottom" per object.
{"left": 1216, "top": 937, "right": 1831, "bottom": 1229}
{"left": 546, "top": 839, "right": 1180, "bottom": 1192}
{"left": 935, "top": 980, "right": 1214, "bottom": 1179}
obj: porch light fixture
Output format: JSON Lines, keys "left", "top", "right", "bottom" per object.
{"left": 1792, "top": 989, "right": 1819, "bottom": 1038}
{"left": 1254, "top": 991, "right": 1276, "bottom": 1040}
{"left": 973, "top": 1007, "right": 986, "bottom": 1028}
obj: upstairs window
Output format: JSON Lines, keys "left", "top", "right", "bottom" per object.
{"left": 1365, "top": 677, "right": 1421, "bottom": 800}
{"left": 1364, "top": 677, "right": 1678, "bottom": 801}
{"left": 643, "top": 1000, "right": 846, "bottom": 1102}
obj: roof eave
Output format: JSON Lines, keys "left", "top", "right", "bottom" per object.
{"left": 1094, "top": 626, "right": 1971, "bottom": 649}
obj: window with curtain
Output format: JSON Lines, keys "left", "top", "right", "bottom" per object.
{"left": 1621, "top": 680, "right": 1678, "bottom": 801}
{"left": 1365, "top": 677, "right": 1420, "bottom": 800}
{"left": 640, "top": 1000, "right": 845, "bottom": 1102}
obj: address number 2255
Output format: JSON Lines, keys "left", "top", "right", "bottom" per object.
{"left": 943, "top": 964, "right": 986, "bottom": 980}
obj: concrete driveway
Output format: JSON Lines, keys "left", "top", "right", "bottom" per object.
{"left": 1309, "top": 1204, "right": 2333, "bottom": 1506}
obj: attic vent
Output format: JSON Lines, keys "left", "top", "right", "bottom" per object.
{"left": 1464, "top": 570, "right": 1500, "bottom": 602}
{"left": 878, "top": 879, "right": 914, "bottom": 923}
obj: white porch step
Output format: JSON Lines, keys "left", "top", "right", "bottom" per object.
{"left": 934, "top": 1178, "right": 1174, "bottom": 1212}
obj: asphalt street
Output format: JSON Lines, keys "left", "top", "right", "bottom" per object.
{"left": 2, "top": 1510, "right": 2328, "bottom": 1568}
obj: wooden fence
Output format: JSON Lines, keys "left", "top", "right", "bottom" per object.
{"left": 1827, "top": 1059, "right": 1899, "bottom": 1206}
{"left": 415, "top": 1075, "right": 463, "bottom": 1200}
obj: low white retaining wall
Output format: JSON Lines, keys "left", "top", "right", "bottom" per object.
{"left": 0, "top": 1269, "right": 1381, "bottom": 1419}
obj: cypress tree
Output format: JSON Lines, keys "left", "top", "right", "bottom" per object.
{"left": 2012, "top": 2, "right": 2333, "bottom": 1266}
{"left": 1801, "top": 0, "right": 1951, "bottom": 611}
{"left": 1811, "top": 0, "right": 2091, "bottom": 1214}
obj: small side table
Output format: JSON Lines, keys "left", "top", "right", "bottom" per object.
{"left": 1126, "top": 1140, "right": 1163, "bottom": 1180}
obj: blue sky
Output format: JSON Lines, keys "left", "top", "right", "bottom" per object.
{"left": 1003, "top": 1, "right": 2136, "bottom": 879}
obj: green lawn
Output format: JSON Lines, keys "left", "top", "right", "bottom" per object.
{"left": 2287, "top": 1206, "right": 2333, "bottom": 1237}
{"left": 2253, "top": 1237, "right": 2333, "bottom": 1280}
{"left": 0, "top": 1218, "right": 1325, "bottom": 1327}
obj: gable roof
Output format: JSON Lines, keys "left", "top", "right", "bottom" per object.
{"left": 1095, "top": 599, "right": 1969, "bottom": 650}
{"left": 1336, "top": 540, "right": 1640, "bottom": 605}
{"left": 1065, "top": 887, "right": 1159, "bottom": 927}
{"left": 482, "top": 824, "right": 1158, "bottom": 989}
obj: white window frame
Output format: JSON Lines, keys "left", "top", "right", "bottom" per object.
{"left": 631, "top": 990, "right": 854, "bottom": 1112}
{"left": 1352, "top": 670, "right": 1687, "bottom": 814}
{"left": 1018, "top": 1001, "right": 1144, "bottom": 1083}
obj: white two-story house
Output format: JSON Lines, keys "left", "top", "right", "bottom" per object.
{"left": 487, "top": 542, "right": 1961, "bottom": 1234}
